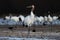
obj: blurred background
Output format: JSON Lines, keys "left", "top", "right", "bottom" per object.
{"left": 0, "top": 0, "right": 60, "bottom": 17}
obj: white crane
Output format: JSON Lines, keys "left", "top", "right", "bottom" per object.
{"left": 5, "top": 16, "right": 11, "bottom": 20}
{"left": 5, "top": 16, "right": 20, "bottom": 22}
{"left": 35, "top": 16, "right": 44, "bottom": 23}
{"left": 18, "top": 15, "right": 25, "bottom": 22}
{"left": 48, "top": 15, "right": 58, "bottom": 21}
{"left": 23, "top": 11, "right": 35, "bottom": 26}
{"left": 52, "top": 16, "right": 58, "bottom": 21}
{"left": 10, "top": 16, "right": 20, "bottom": 22}
{"left": 44, "top": 16, "right": 48, "bottom": 22}
{"left": 23, "top": 5, "right": 35, "bottom": 27}
{"left": 47, "top": 14, "right": 53, "bottom": 22}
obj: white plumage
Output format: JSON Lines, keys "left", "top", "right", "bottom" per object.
{"left": 23, "top": 11, "right": 35, "bottom": 26}
{"left": 11, "top": 16, "right": 19, "bottom": 22}
{"left": 5, "top": 16, "right": 20, "bottom": 22}
{"left": 39, "top": 16, "right": 44, "bottom": 22}
{"left": 35, "top": 16, "right": 44, "bottom": 23}
{"left": 19, "top": 15, "right": 25, "bottom": 22}
{"left": 47, "top": 15, "right": 53, "bottom": 22}
{"left": 52, "top": 16, "right": 58, "bottom": 21}
{"left": 44, "top": 16, "right": 48, "bottom": 22}
{"left": 5, "top": 16, "right": 10, "bottom": 20}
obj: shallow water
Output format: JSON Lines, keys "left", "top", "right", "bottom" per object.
{"left": 0, "top": 37, "right": 57, "bottom": 40}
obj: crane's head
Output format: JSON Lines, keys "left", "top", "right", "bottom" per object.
{"left": 31, "top": 5, "right": 35, "bottom": 8}
{"left": 27, "top": 5, "right": 34, "bottom": 8}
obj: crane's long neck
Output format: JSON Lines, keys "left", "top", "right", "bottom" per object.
{"left": 30, "top": 5, "right": 35, "bottom": 16}
{"left": 31, "top": 6, "right": 34, "bottom": 12}
{"left": 31, "top": 11, "right": 34, "bottom": 16}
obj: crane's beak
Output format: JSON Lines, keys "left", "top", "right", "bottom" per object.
{"left": 26, "top": 6, "right": 32, "bottom": 8}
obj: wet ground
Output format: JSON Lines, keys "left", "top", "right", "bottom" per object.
{"left": 0, "top": 37, "right": 57, "bottom": 40}
{"left": 0, "top": 25, "right": 60, "bottom": 40}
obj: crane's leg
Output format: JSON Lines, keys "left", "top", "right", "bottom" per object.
{"left": 27, "top": 26, "right": 30, "bottom": 38}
